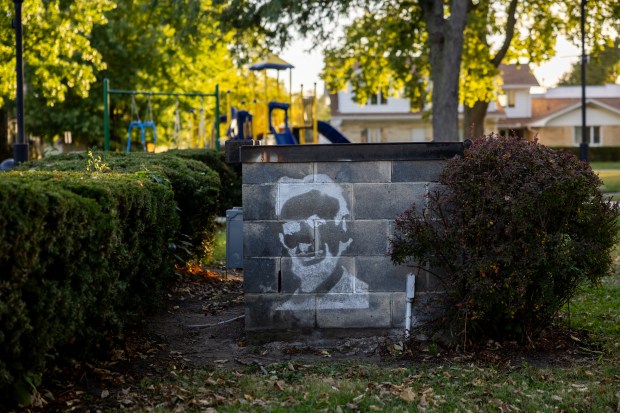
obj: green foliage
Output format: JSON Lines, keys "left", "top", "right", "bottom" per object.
{"left": 166, "top": 148, "right": 242, "bottom": 215}
{"left": 20, "top": 151, "right": 221, "bottom": 258}
{"left": 0, "top": 171, "right": 179, "bottom": 405}
{"left": 558, "top": 39, "right": 620, "bottom": 85}
{"left": 0, "top": 0, "right": 113, "bottom": 105}
{"left": 23, "top": 0, "right": 266, "bottom": 149}
{"left": 552, "top": 146, "right": 620, "bottom": 163}
{"left": 390, "top": 134, "right": 619, "bottom": 342}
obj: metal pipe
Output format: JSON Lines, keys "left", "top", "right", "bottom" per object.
{"left": 404, "top": 272, "right": 416, "bottom": 339}
{"left": 579, "top": 0, "right": 588, "bottom": 162}
{"left": 13, "top": 0, "right": 28, "bottom": 164}
{"left": 103, "top": 79, "right": 110, "bottom": 151}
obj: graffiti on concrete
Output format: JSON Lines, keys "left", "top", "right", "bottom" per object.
{"left": 276, "top": 174, "right": 368, "bottom": 310}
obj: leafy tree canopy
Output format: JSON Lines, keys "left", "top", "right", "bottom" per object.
{"left": 213, "top": 0, "right": 619, "bottom": 141}
{"left": 558, "top": 38, "right": 620, "bottom": 86}
{"left": 0, "top": 0, "right": 114, "bottom": 106}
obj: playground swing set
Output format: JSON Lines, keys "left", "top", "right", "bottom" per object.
{"left": 103, "top": 79, "right": 220, "bottom": 152}
{"left": 102, "top": 55, "right": 349, "bottom": 152}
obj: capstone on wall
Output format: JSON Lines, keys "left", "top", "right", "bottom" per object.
{"left": 240, "top": 143, "right": 463, "bottom": 337}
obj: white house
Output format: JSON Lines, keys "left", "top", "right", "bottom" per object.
{"left": 329, "top": 64, "right": 620, "bottom": 147}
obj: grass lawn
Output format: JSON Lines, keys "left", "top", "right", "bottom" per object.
{"left": 596, "top": 170, "right": 620, "bottom": 193}
{"left": 130, "top": 262, "right": 620, "bottom": 413}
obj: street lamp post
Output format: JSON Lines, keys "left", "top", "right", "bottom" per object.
{"left": 13, "top": 0, "right": 28, "bottom": 164}
{"left": 579, "top": 0, "right": 588, "bottom": 162}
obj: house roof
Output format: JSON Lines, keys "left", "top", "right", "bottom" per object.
{"left": 499, "top": 64, "right": 540, "bottom": 88}
{"left": 529, "top": 98, "right": 620, "bottom": 128}
{"left": 249, "top": 54, "right": 294, "bottom": 71}
{"left": 497, "top": 97, "right": 620, "bottom": 128}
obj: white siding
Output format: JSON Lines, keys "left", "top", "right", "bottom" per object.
{"left": 337, "top": 91, "right": 410, "bottom": 114}
{"left": 547, "top": 106, "right": 620, "bottom": 127}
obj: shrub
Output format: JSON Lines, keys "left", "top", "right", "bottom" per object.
{"left": 20, "top": 151, "right": 221, "bottom": 258}
{"left": 165, "top": 148, "right": 242, "bottom": 215}
{"left": 390, "top": 134, "right": 619, "bottom": 342}
{"left": 0, "top": 171, "right": 179, "bottom": 405}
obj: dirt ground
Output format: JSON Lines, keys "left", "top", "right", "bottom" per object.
{"left": 15, "top": 266, "right": 597, "bottom": 412}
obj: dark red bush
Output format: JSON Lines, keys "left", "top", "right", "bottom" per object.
{"left": 391, "top": 134, "right": 619, "bottom": 342}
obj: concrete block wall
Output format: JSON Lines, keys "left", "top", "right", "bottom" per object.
{"left": 240, "top": 143, "right": 463, "bottom": 335}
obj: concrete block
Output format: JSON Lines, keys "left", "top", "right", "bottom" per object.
{"left": 391, "top": 292, "right": 406, "bottom": 328}
{"left": 242, "top": 184, "right": 277, "bottom": 221}
{"left": 353, "top": 183, "right": 427, "bottom": 219}
{"left": 391, "top": 161, "right": 446, "bottom": 183}
{"left": 277, "top": 182, "right": 353, "bottom": 221}
{"left": 242, "top": 163, "right": 314, "bottom": 184}
{"left": 245, "top": 294, "right": 316, "bottom": 330}
{"left": 244, "top": 258, "right": 280, "bottom": 293}
{"left": 315, "top": 161, "right": 390, "bottom": 183}
{"left": 280, "top": 257, "right": 355, "bottom": 294}
{"left": 316, "top": 293, "right": 391, "bottom": 328}
{"left": 316, "top": 220, "right": 389, "bottom": 256}
{"left": 391, "top": 292, "right": 446, "bottom": 328}
{"left": 355, "top": 257, "right": 411, "bottom": 292}
{"left": 244, "top": 221, "right": 292, "bottom": 257}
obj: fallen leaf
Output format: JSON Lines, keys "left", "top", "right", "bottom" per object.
{"left": 101, "top": 390, "right": 109, "bottom": 399}
{"left": 399, "top": 388, "right": 416, "bottom": 403}
{"left": 275, "top": 380, "right": 286, "bottom": 391}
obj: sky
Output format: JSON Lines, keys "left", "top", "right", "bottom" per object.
{"left": 280, "top": 36, "right": 583, "bottom": 94}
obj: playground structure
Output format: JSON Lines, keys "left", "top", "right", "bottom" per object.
{"left": 224, "top": 54, "right": 350, "bottom": 145}
{"left": 102, "top": 54, "right": 349, "bottom": 152}
{"left": 103, "top": 79, "right": 220, "bottom": 152}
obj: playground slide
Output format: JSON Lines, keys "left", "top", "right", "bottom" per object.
{"left": 317, "top": 121, "right": 350, "bottom": 144}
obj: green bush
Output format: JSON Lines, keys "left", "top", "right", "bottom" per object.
{"left": 20, "top": 151, "right": 221, "bottom": 258}
{"left": 552, "top": 146, "right": 620, "bottom": 162}
{"left": 0, "top": 171, "right": 179, "bottom": 405}
{"left": 390, "top": 134, "right": 619, "bottom": 342}
{"left": 165, "top": 148, "right": 242, "bottom": 215}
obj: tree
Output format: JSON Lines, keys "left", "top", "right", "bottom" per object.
{"left": 558, "top": 39, "right": 620, "bottom": 86}
{"left": 213, "top": 0, "right": 619, "bottom": 141}
{"left": 0, "top": 0, "right": 113, "bottom": 157}
{"left": 23, "top": 0, "right": 264, "bottom": 150}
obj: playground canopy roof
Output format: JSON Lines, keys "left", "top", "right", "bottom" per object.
{"left": 249, "top": 54, "right": 294, "bottom": 71}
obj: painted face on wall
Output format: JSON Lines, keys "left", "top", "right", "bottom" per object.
{"left": 277, "top": 175, "right": 352, "bottom": 293}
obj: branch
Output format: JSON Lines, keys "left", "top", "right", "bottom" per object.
{"left": 491, "top": 0, "right": 519, "bottom": 67}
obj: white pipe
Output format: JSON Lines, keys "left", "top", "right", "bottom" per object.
{"left": 405, "top": 272, "right": 416, "bottom": 339}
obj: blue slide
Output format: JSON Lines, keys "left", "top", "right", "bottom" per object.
{"left": 317, "top": 120, "right": 350, "bottom": 144}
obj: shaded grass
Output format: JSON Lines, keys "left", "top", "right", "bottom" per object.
{"left": 590, "top": 162, "right": 620, "bottom": 170}
{"left": 131, "top": 260, "right": 620, "bottom": 413}
{"left": 138, "top": 359, "right": 620, "bottom": 412}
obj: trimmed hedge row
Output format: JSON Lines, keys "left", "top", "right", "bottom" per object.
{"left": 552, "top": 146, "right": 620, "bottom": 162}
{"left": 20, "top": 151, "right": 222, "bottom": 258}
{"left": 165, "top": 149, "right": 242, "bottom": 215}
{"left": 0, "top": 171, "right": 179, "bottom": 404}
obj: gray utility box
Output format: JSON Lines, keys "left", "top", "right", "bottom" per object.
{"left": 226, "top": 207, "right": 244, "bottom": 269}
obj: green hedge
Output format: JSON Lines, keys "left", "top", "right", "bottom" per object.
{"left": 20, "top": 151, "right": 221, "bottom": 258}
{"left": 165, "top": 148, "right": 242, "bottom": 215}
{"left": 0, "top": 171, "right": 179, "bottom": 404}
{"left": 552, "top": 146, "right": 620, "bottom": 162}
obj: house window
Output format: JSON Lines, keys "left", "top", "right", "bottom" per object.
{"left": 574, "top": 126, "right": 601, "bottom": 146}
{"left": 367, "top": 92, "right": 387, "bottom": 105}
{"left": 507, "top": 90, "right": 516, "bottom": 108}
{"left": 361, "top": 128, "right": 384, "bottom": 143}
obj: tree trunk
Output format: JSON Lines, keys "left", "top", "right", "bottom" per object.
{"left": 463, "top": 100, "right": 490, "bottom": 139}
{"left": 0, "top": 105, "right": 10, "bottom": 160}
{"left": 421, "top": 0, "right": 469, "bottom": 142}
{"left": 461, "top": 0, "right": 519, "bottom": 141}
